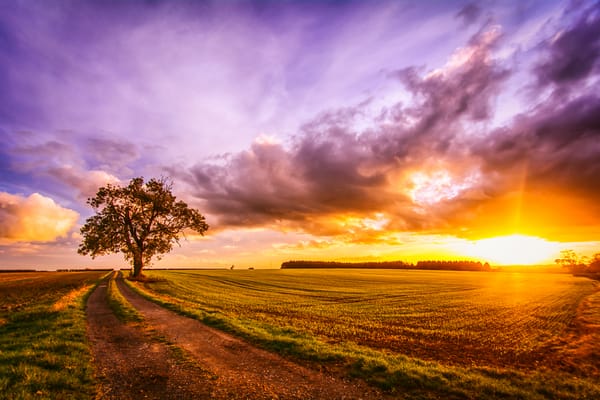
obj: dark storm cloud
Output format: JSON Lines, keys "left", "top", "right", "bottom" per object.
{"left": 533, "top": 3, "right": 600, "bottom": 88}
{"left": 388, "top": 25, "right": 508, "bottom": 157}
{"left": 477, "top": 94, "right": 600, "bottom": 198}
{"left": 292, "top": 124, "right": 390, "bottom": 210}
{"left": 184, "top": 134, "right": 399, "bottom": 230}
{"left": 474, "top": 3, "right": 600, "bottom": 201}
{"left": 456, "top": 3, "right": 482, "bottom": 26}
{"left": 186, "top": 141, "right": 306, "bottom": 226}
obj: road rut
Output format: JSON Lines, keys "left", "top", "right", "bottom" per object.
{"left": 87, "top": 276, "right": 216, "bottom": 399}
{"left": 114, "top": 274, "right": 387, "bottom": 399}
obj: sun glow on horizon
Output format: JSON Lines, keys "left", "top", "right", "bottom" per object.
{"left": 460, "top": 234, "right": 560, "bottom": 265}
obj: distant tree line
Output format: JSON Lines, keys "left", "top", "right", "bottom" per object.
{"left": 56, "top": 268, "right": 114, "bottom": 272}
{"left": 281, "top": 260, "right": 491, "bottom": 271}
{"left": 555, "top": 250, "right": 600, "bottom": 275}
{"left": 0, "top": 269, "right": 42, "bottom": 273}
{"left": 281, "top": 260, "right": 412, "bottom": 269}
{"left": 416, "top": 260, "right": 491, "bottom": 271}
{"left": 0, "top": 268, "right": 114, "bottom": 273}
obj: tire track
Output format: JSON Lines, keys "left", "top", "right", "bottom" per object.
{"left": 115, "top": 275, "right": 388, "bottom": 400}
{"left": 86, "top": 275, "right": 216, "bottom": 399}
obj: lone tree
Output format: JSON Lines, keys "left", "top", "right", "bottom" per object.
{"left": 78, "top": 177, "right": 208, "bottom": 279}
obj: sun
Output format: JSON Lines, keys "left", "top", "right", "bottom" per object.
{"left": 465, "top": 234, "right": 560, "bottom": 265}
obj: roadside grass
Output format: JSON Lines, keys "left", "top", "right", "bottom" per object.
{"left": 125, "top": 269, "right": 600, "bottom": 399}
{"left": 0, "top": 271, "right": 107, "bottom": 400}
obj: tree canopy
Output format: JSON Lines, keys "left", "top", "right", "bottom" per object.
{"left": 78, "top": 177, "right": 208, "bottom": 278}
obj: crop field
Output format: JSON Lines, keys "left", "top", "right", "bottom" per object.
{"left": 0, "top": 271, "right": 107, "bottom": 399}
{"left": 133, "top": 268, "right": 600, "bottom": 397}
{"left": 2, "top": 268, "right": 597, "bottom": 399}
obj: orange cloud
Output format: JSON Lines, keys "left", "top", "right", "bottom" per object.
{"left": 0, "top": 192, "right": 79, "bottom": 243}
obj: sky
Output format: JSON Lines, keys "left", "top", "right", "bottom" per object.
{"left": 1, "top": 0, "right": 599, "bottom": 270}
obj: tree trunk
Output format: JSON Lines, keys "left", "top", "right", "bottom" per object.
{"left": 132, "top": 252, "right": 144, "bottom": 279}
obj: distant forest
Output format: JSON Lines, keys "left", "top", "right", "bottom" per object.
{"left": 281, "top": 260, "right": 491, "bottom": 272}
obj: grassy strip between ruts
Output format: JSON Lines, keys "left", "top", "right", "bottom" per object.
{"left": 0, "top": 271, "right": 108, "bottom": 400}
{"left": 106, "top": 272, "right": 143, "bottom": 324}
{"left": 124, "top": 275, "right": 600, "bottom": 399}
{"left": 111, "top": 272, "right": 208, "bottom": 371}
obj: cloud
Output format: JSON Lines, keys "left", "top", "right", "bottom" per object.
{"left": 533, "top": 3, "right": 600, "bottom": 89}
{"left": 466, "top": 92, "right": 600, "bottom": 238}
{"left": 0, "top": 192, "right": 79, "bottom": 243}
{"left": 459, "top": 5, "right": 600, "bottom": 239}
{"left": 180, "top": 24, "right": 509, "bottom": 239}
{"left": 183, "top": 135, "right": 393, "bottom": 230}
{"left": 456, "top": 3, "right": 482, "bottom": 26}
{"left": 4, "top": 136, "right": 123, "bottom": 201}
{"left": 47, "top": 166, "right": 122, "bottom": 200}
{"left": 2, "top": 0, "right": 599, "bottom": 253}
{"left": 478, "top": 94, "right": 600, "bottom": 188}
{"left": 176, "top": 5, "right": 600, "bottom": 243}
{"left": 84, "top": 137, "right": 139, "bottom": 174}
{"left": 393, "top": 24, "right": 507, "bottom": 128}
{"left": 0, "top": 0, "right": 485, "bottom": 168}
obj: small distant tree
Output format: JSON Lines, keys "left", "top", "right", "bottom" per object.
{"left": 589, "top": 253, "right": 600, "bottom": 273}
{"left": 555, "top": 249, "right": 589, "bottom": 274}
{"left": 555, "top": 249, "right": 577, "bottom": 266}
{"left": 78, "top": 177, "right": 208, "bottom": 279}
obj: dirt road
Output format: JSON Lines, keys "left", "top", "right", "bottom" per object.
{"left": 86, "top": 275, "right": 388, "bottom": 399}
{"left": 86, "top": 277, "right": 216, "bottom": 399}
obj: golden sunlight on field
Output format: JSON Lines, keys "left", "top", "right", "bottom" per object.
{"left": 459, "top": 234, "right": 560, "bottom": 265}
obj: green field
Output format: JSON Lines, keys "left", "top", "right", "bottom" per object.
{"left": 0, "top": 271, "right": 106, "bottom": 399}
{"left": 1, "top": 269, "right": 598, "bottom": 398}
{"left": 132, "top": 268, "right": 600, "bottom": 398}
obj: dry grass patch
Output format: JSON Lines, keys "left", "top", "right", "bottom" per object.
{"left": 51, "top": 284, "right": 93, "bottom": 312}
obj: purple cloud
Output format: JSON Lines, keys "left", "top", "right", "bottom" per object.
{"left": 179, "top": 24, "right": 510, "bottom": 238}
{"left": 3, "top": 135, "right": 125, "bottom": 203}
{"left": 171, "top": 2, "right": 600, "bottom": 243}
{"left": 456, "top": 3, "right": 483, "bottom": 26}
{"left": 534, "top": 2, "right": 600, "bottom": 88}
